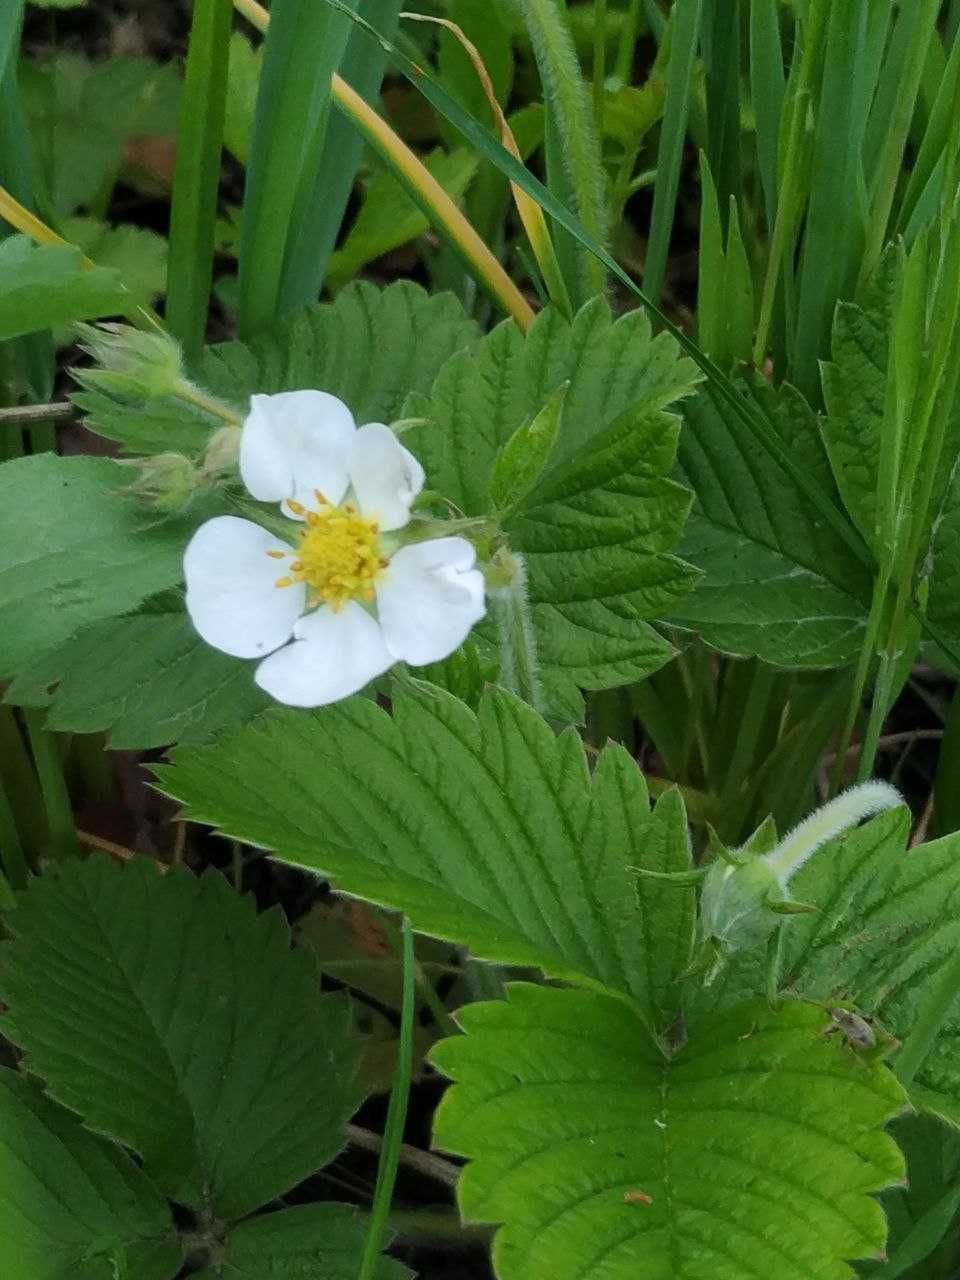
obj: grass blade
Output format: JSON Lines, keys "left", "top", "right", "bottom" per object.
{"left": 643, "top": 0, "right": 703, "bottom": 304}
{"left": 516, "top": 0, "right": 608, "bottom": 305}
{"left": 166, "top": 0, "right": 233, "bottom": 362}
{"left": 701, "top": 0, "right": 741, "bottom": 224}
{"left": 748, "top": 0, "right": 785, "bottom": 229}
{"left": 279, "top": 0, "right": 403, "bottom": 308}
{"left": 238, "top": 0, "right": 351, "bottom": 336}
{"left": 357, "top": 916, "right": 416, "bottom": 1280}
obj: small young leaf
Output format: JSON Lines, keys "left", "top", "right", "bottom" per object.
{"left": 0, "top": 855, "right": 361, "bottom": 1217}
{"left": 490, "top": 383, "right": 565, "bottom": 511}
{"left": 158, "top": 683, "right": 693, "bottom": 1027}
{"left": 0, "top": 1068, "right": 180, "bottom": 1280}
{"left": 431, "top": 986, "right": 905, "bottom": 1280}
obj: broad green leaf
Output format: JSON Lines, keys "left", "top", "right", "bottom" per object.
{"left": 405, "top": 299, "right": 702, "bottom": 714}
{"left": 0, "top": 1069, "right": 179, "bottom": 1280}
{"left": 0, "top": 455, "right": 192, "bottom": 679}
{"left": 20, "top": 54, "right": 180, "bottom": 216}
{"left": 326, "top": 147, "right": 480, "bottom": 289}
{"left": 6, "top": 612, "right": 269, "bottom": 748}
{"left": 211, "top": 1205, "right": 410, "bottom": 1279}
{"left": 158, "top": 683, "right": 695, "bottom": 1028}
{"left": 0, "top": 854, "right": 361, "bottom": 1217}
{"left": 431, "top": 986, "right": 906, "bottom": 1280}
{"left": 0, "top": 235, "right": 128, "bottom": 340}
{"left": 669, "top": 380, "right": 872, "bottom": 666}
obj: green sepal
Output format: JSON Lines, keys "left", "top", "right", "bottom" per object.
{"left": 766, "top": 896, "right": 819, "bottom": 916}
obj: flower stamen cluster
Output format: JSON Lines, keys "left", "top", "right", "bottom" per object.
{"left": 269, "top": 492, "right": 387, "bottom": 610}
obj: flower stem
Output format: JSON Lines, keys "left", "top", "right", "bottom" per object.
{"left": 488, "top": 550, "right": 544, "bottom": 712}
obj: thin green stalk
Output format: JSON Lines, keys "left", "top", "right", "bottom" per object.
{"left": 643, "top": 0, "right": 702, "bottom": 304}
{"left": 0, "top": 706, "right": 45, "bottom": 855}
{"left": 357, "top": 917, "right": 415, "bottom": 1280}
{"left": 593, "top": 0, "right": 608, "bottom": 137}
{"left": 0, "top": 768, "right": 30, "bottom": 889}
{"left": 166, "top": 0, "right": 233, "bottom": 362}
{"left": 749, "top": 0, "right": 785, "bottom": 231}
{"left": 488, "top": 552, "right": 544, "bottom": 713}
{"left": 23, "top": 711, "right": 78, "bottom": 861}
{"left": 614, "top": 0, "right": 644, "bottom": 84}
{"left": 831, "top": 572, "right": 888, "bottom": 794}
{"left": 718, "top": 662, "right": 777, "bottom": 834}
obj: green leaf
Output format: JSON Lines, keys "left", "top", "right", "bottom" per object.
{"left": 223, "top": 31, "right": 261, "bottom": 168}
{"left": 0, "top": 854, "right": 361, "bottom": 1217}
{"left": 158, "top": 683, "right": 696, "bottom": 1029}
{"left": 669, "top": 380, "right": 872, "bottom": 666}
{"left": 62, "top": 218, "right": 167, "bottom": 309}
{"left": 326, "top": 147, "right": 480, "bottom": 289}
{"left": 405, "top": 299, "right": 702, "bottom": 713}
{"left": 0, "top": 235, "right": 128, "bottom": 340}
{"left": 6, "top": 612, "right": 270, "bottom": 748}
{"left": 212, "top": 1205, "right": 410, "bottom": 1279}
{"left": 774, "top": 809, "right": 960, "bottom": 1127}
{"left": 20, "top": 54, "right": 180, "bottom": 217}
{"left": 0, "top": 1068, "right": 180, "bottom": 1280}
{"left": 490, "top": 383, "right": 565, "bottom": 511}
{"left": 0, "top": 455, "right": 192, "bottom": 680}
{"left": 431, "top": 986, "right": 905, "bottom": 1280}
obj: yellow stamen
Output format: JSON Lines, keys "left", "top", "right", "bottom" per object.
{"left": 287, "top": 499, "right": 305, "bottom": 516}
{"left": 266, "top": 549, "right": 287, "bottom": 560}
{"left": 275, "top": 497, "right": 386, "bottom": 610}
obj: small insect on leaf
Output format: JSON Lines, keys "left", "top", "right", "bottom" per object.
{"left": 827, "top": 1007, "right": 876, "bottom": 1052}
{"left": 624, "top": 1190, "right": 654, "bottom": 1205}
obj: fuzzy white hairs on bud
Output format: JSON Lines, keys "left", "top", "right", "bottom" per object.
{"left": 764, "top": 781, "right": 904, "bottom": 884}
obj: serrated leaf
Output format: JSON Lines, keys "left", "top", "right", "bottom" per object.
{"left": 0, "top": 235, "right": 128, "bottom": 339}
{"left": 0, "top": 1068, "right": 179, "bottom": 1280}
{"left": 6, "top": 612, "right": 270, "bottom": 748}
{"left": 211, "top": 1204, "right": 410, "bottom": 1279}
{"left": 490, "top": 383, "right": 565, "bottom": 511}
{"left": 0, "top": 455, "right": 193, "bottom": 679}
{"left": 406, "top": 300, "right": 702, "bottom": 713}
{"left": 62, "top": 217, "right": 167, "bottom": 309}
{"left": 327, "top": 147, "right": 480, "bottom": 289}
{"left": 431, "top": 986, "right": 905, "bottom": 1280}
{"left": 20, "top": 54, "right": 180, "bottom": 216}
{"left": 158, "top": 683, "right": 693, "bottom": 1028}
{"left": 669, "top": 380, "right": 872, "bottom": 666}
{"left": 0, "top": 855, "right": 361, "bottom": 1217}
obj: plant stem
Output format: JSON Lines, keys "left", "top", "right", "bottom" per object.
{"left": 23, "top": 711, "right": 78, "bottom": 861}
{"left": 488, "top": 551, "right": 544, "bottom": 712}
{"left": 357, "top": 917, "right": 415, "bottom": 1280}
{"left": 614, "top": 0, "right": 644, "bottom": 84}
{"left": 0, "top": 768, "right": 29, "bottom": 889}
{"left": 593, "top": 0, "right": 608, "bottom": 136}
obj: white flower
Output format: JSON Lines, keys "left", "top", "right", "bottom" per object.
{"left": 183, "top": 390, "right": 486, "bottom": 707}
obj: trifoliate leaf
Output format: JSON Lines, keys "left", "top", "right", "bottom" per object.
{"left": 0, "top": 855, "right": 361, "bottom": 1218}
{"left": 20, "top": 54, "right": 180, "bottom": 216}
{"left": 158, "top": 683, "right": 695, "bottom": 1030}
{"left": 405, "top": 300, "right": 702, "bottom": 715}
{"left": 0, "top": 235, "right": 128, "bottom": 340}
{"left": 431, "top": 986, "right": 906, "bottom": 1280}
{"left": 327, "top": 148, "right": 480, "bottom": 289}
{"left": 6, "top": 611, "right": 270, "bottom": 748}
{"left": 0, "top": 1068, "right": 180, "bottom": 1280}
{"left": 669, "top": 379, "right": 871, "bottom": 666}
{"left": 210, "top": 1205, "right": 410, "bottom": 1279}
{"left": 0, "top": 455, "right": 194, "bottom": 679}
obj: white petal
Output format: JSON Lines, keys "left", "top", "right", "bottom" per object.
{"left": 348, "top": 423, "right": 425, "bottom": 532}
{"left": 254, "top": 602, "right": 393, "bottom": 707}
{"left": 184, "top": 516, "right": 305, "bottom": 659}
{"left": 376, "top": 537, "right": 486, "bottom": 666}
{"left": 239, "top": 390, "right": 356, "bottom": 517}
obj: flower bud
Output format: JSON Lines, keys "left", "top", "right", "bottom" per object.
{"left": 121, "top": 451, "right": 197, "bottom": 511}
{"left": 199, "top": 425, "right": 242, "bottom": 480}
{"left": 73, "top": 322, "right": 184, "bottom": 400}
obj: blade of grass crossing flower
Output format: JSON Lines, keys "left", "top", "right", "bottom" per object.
{"left": 238, "top": 0, "right": 350, "bottom": 337}
{"left": 280, "top": 0, "right": 403, "bottom": 306}
{"left": 643, "top": 0, "right": 702, "bottom": 304}
{"left": 403, "top": 11, "right": 572, "bottom": 318}
{"left": 748, "top": 0, "right": 785, "bottom": 230}
{"left": 357, "top": 916, "right": 415, "bottom": 1280}
{"left": 166, "top": 0, "right": 233, "bottom": 362}
{"left": 516, "top": 0, "right": 608, "bottom": 306}
{"left": 232, "top": 0, "right": 535, "bottom": 331}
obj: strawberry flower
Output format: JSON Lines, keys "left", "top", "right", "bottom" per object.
{"left": 183, "top": 391, "right": 486, "bottom": 707}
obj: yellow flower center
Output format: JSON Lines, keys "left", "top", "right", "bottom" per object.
{"left": 269, "top": 494, "right": 386, "bottom": 610}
